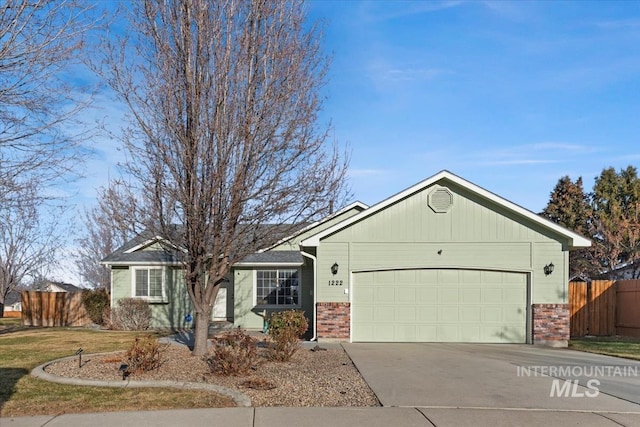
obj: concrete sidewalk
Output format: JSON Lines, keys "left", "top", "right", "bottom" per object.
{"left": 5, "top": 407, "right": 640, "bottom": 427}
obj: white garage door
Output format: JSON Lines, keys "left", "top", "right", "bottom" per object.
{"left": 352, "top": 269, "right": 527, "bottom": 343}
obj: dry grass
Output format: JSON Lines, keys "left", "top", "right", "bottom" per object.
{"left": 569, "top": 336, "right": 640, "bottom": 361}
{"left": 0, "top": 325, "right": 235, "bottom": 417}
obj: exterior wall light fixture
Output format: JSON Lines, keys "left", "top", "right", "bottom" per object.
{"left": 331, "top": 262, "right": 339, "bottom": 275}
{"left": 544, "top": 262, "right": 555, "bottom": 276}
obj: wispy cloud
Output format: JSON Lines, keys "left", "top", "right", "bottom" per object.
{"left": 376, "top": 66, "right": 446, "bottom": 82}
{"left": 528, "top": 142, "right": 597, "bottom": 152}
{"left": 594, "top": 19, "right": 640, "bottom": 31}
{"left": 347, "top": 168, "right": 388, "bottom": 178}
{"left": 362, "top": 1, "right": 465, "bottom": 23}
{"left": 481, "top": 159, "right": 559, "bottom": 166}
{"left": 475, "top": 142, "right": 597, "bottom": 166}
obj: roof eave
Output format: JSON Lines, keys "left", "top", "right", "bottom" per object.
{"left": 233, "top": 262, "right": 304, "bottom": 267}
{"left": 100, "top": 261, "right": 184, "bottom": 267}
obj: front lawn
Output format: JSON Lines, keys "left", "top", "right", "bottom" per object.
{"left": 0, "top": 326, "right": 234, "bottom": 417}
{"left": 569, "top": 336, "right": 640, "bottom": 361}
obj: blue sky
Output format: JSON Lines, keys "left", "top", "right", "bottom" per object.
{"left": 300, "top": 0, "right": 640, "bottom": 212}
{"left": 63, "top": 0, "right": 640, "bottom": 282}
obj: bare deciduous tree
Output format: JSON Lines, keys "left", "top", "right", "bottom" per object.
{"left": 75, "top": 184, "right": 134, "bottom": 289}
{"left": 0, "top": 0, "right": 97, "bottom": 205}
{"left": 0, "top": 184, "right": 63, "bottom": 316}
{"left": 0, "top": 0, "right": 99, "bottom": 314}
{"left": 98, "top": 0, "right": 349, "bottom": 355}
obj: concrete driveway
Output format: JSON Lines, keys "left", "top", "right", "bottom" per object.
{"left": 342, "top": 343, "right": 640, "bottom": 413}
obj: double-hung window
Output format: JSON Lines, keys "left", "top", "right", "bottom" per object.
{"left": 133, "top": 267, "right": 165, "bottom": 302}
{"left": 256, "top": 269, "right": 300, "bottom": 307}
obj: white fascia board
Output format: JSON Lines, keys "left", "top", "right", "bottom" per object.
{"left": 258, "top": 201, "right": 369, "bottom": 252}
{"left": 124, "top": 236, "right": 187, "bottom": 254}
{"left": 301, "top": 170, "right": 591, "bottom": 249}
{"left": 233, "top": 262, "right": 304, "bottom": 267}
{"left": 100, "top": 261, "right": 184, "bottom": 267}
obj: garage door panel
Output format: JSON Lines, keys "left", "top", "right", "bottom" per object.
{"left": 417, "top": 306, "right": 437, "bottom": 322}
{"left": 483, "top": 288, "right": 503, "bottom": 304}
{"left": 373, "top": 306, "right": 395, "bottom": 322}
{"left": 437, "top": 325, "right": 459, "bottom": 341}
{"left": 460, "top": 288, "right": 481, "bottom": 303}
{"left": 396, "top": 270, "right": 416, "bottom": 284}
{"left": 483, "top": 306, "right": 504, "bottom": 322}
{"left": 504, "top": 306, "right": 525, "bottom": 322}
{"left": 376, "top": 287, "right": 395, "bottom": 302}
{"left": 417, "top": 288, "right": 437, "bottom": 302}
{"left": 438, "top": 306, "right": 459, "bottom": 322}
{"left": 438, "top": 288, "right": 459, "bottom": 303}
{"left": 353, "top": 269, "right": 527, "bottom": 343}
{"left": 395, "top": 324, "right": 416, "bottom": 341}
{"left": 374, "top": 324, "right": 394, "bottom": 341}
{"left": 397, "top": 287, "right": 416, "bottom": 302}
{"left": 416, "top": 325, "right": 437, "bottom": 340}
{"left": 353, "top": 306, "right": 374, "bottom": 323}
{"left": 460, "top": 306, "right": 481, "bottom": 322}
{"left": 440, "top": 270, "right": 460, "bottom": 283}
{"left": 461, "top": 269, "right": 482, "bottom": 282}
{"left": 358, "top": 287, "right": 374, "bottom": 303}
{"left": 397, "top": 307, "right": 416, "bottom": 322}
{"left": 460, "top": 326, "right": 481, "bottom": 341}
{"left": 418, "top": 270, "right": 438, "bottom": 282}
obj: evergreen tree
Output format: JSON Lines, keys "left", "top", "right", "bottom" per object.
{"left": 541, "top": 176, "right": 594, "bottom": 277}
{"left": 590, "top": 166, "right": 640, "bottom": 277}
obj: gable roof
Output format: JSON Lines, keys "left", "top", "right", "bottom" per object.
{"left": 301, "top": 170, "right": 591, "bottom": 250}
{"left": 5, "top": 289, "right": 21, "bottom": 305}
{"left": 101, "top": 223, "right": 311, "bottom": 266}
{"left": 259, "top": 201, "right": 368, "bottom": 253}
{"left": 33, "top": 281, "right": 82, "bottom": 293}
{"left": 101, "top": 231, "right": 185, "bottom": 266}
{"left": 235, "top": 251, "right": 304, "bottom": 266}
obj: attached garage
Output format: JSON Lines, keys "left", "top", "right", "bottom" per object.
{"left": 352, "top": 269, "right": 528, "bottom": 343}
{"left": 300, "top": 171, "right": 591, "bottom": 346}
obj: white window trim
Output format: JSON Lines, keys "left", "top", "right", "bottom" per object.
{"left": 131, "top": 266, "right": 167, "bottom": 303}
{"left": 253, "top": 268, "right": 302, "bottom": 308}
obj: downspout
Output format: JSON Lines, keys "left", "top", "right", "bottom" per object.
{"left": 300, "top": 249, "right": 317, "bottom": 341}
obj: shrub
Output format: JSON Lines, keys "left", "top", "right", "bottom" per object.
{"left": 124, "top": 335, "right": 166, "bottom": 375}
{"left": 206, "top": 329, "right": 257, "bottom": 376}
{"left": 81, "top": 288, "right": 110, "bottom": 326}
{"left": 266, "top": 310, "right": 308, "bottom": 361}
{"left": 110, "top": 298, "right": 152, "bottom": 331}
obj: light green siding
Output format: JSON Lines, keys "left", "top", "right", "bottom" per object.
{"left": 111, "top": 267, "right": 131, "bottom": 303}
{"left": 316, "top": 179, "right": 569, "bottom": 306}
{"left": 323, "top": 182, "right": 562, "bottom": 244}
{"left": 352, "top": 269, "right": 527, "bottom": 343}
{"left": 110, "top": 266, "right": 193, "bottom": 329}
{"left": 233, "top": 263, "right": 315, "bottom": 336}
{"left": 272, "top": 206, "right": 364, "bottom": 251}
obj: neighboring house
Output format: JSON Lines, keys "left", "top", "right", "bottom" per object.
{"left": 102, "top": 170, "right": 590, "bottom": 346}
{"left": 3, "top": 289, "right": 22, "bottom": 314}
{"left": 33, "top": 281, "right": 83, "bottom": 293}
{"left": 597, "top": 260, "right": 640, "bottom": 281}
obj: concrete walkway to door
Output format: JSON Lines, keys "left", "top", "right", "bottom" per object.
{"left": 342, "top": 343, "right": 640, "bottom": 425}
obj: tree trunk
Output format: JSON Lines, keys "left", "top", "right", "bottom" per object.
{"left": 192, "top": 306, "right": 212, "bottom": 356}
{"left": 0, "top": 303, "right": 4, "bottom": 318}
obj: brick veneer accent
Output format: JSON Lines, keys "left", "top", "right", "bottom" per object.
{"left": 532, "top": 303, "right": 569, "bottom": 347}
{"left": 316, "top": 302, "right": 350, "bottom": 339}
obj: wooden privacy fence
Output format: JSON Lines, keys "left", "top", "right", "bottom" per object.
{"left": 616, "top": 280, "right": 640, "bottom": 338}
{"left": 21, "top": 291, "right": 90, "bottom": 327}
{"left": 569, "top": 279, "right": 640, "bottom": 338}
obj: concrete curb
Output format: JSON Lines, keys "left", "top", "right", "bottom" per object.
{"left": 31, "top": 353, "right": 252, "bottom": 408}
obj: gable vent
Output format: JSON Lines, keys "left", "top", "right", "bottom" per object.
{"left": 428, "top": 187, "right": 453, "bottom": 213}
